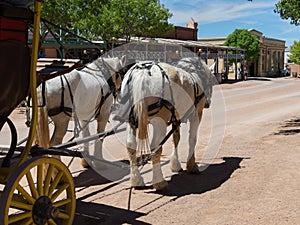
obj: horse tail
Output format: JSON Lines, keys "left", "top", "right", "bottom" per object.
{"left": 131, "top": 68, "right": 150, "bottom": 151}
{"left": 34, "top": 84, "right": 50, "bottom": 148}
{"left": 136, "top": 97, "right": 148, "bottom": 140}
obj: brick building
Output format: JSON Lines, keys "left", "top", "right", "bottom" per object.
{"left": 164, "top": 17, "right": 198, "bottom": 41}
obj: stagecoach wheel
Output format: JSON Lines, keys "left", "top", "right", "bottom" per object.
{"left": 0, "top": 156, "right": 75, "bottom": 225}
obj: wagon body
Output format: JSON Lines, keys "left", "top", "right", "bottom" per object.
{"left": 0, "top": 3, "right": 31, "bottom": 125}
{"left": 0, "top": 2, "right": 77, "bottom": 224}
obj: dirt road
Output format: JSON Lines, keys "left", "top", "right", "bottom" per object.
{"left": 7, "top": 76, "right": 300, "bottom": 224}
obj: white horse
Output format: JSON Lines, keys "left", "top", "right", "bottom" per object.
{"left": 118, "top": 57, "right": 214, "bottom": 190}
{"left": 40, "top": 56, "right": 126, "bottom": 167}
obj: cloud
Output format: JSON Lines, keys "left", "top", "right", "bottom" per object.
{"left": 164, "top": 0, "right": 277, "bottom": 25}
{"left": 279, "top": 24, "right": 299, "bottom": 35}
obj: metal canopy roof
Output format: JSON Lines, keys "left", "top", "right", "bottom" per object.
{"left": 154, "top": 38, "right": 245, "bottom": 51}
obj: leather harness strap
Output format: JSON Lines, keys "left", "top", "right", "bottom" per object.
{"left": 47, "top": 75, "right": 72, "bottom": 117}
{"left": 125, "top": 62, "right": 205, "bottom": 128}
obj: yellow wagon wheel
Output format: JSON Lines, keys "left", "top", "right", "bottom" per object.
{"left": 0, "top": 156, "right": 75, "bottom": 225}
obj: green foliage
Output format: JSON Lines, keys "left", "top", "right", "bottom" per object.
{"left": 289, "top": 40, "right": 300, "bottom": 64}
{"left": 274, "top": 0, "right": 300, "bottom": 26}
{"left": 224, "top": 29, "right": 260, "bottom": 61}
{"left": 40, "top": 0, "right": 173, "bottom": 42}
{"left": 41, "top": 0, "right": 73, "bottom": 30}
{"left": 98, "top": 0, "right": 173, "bottom": 41}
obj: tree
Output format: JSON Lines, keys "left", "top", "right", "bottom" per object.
{"left": 41, "top": 0, "right": 72, "bottom": 29}
{"left": 92, "top": 0, "right": 173, "bottom": 42}
{"left": 40, "top": 0, "right": 173, "bottom": 42}
{"left": 289, "top": 40, "right": 300, "bottom": 64}
{"left": 224, "top": 29, "right": 260, "bottom": 61}
{"left": 274, "top": 0, "right": 300, "bottom": 26}
{"left": 39, "top": 0, "right": 72, "bottom": 39}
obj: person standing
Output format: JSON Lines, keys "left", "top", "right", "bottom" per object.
{"left": 244, "top": 66, "right": 248, "bottom": 80}
{"left": 237, "top": 68, "right": 241, "bottom": 80}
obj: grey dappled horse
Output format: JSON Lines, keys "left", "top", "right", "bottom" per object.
{"left": 119, "top": 57, "right": 214, "bottom": 190}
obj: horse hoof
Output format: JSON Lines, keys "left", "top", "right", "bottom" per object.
{"left": 131, "top": 177, "right": 145, "bottom": 188}
{"left": 81, "top": 158, "right": 90, "bottom": 168}
{"left": 153, "top": 180, "right": 168, "bottom": 191}
{"left": 187, "top": 164, "right": 200, "bottom": 174}
{"left": 171, "top": 167, "right": 183, "bottom": 173}
{"left": 170, "top": 162, "right": 183, "bottom": 173}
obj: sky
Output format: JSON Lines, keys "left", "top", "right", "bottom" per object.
{"left": 160, "top": 0, "right": 300, "bottom": 49}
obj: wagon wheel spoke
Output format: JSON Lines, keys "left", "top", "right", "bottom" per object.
{"left": 51, "top": 183, "right": 70, "bottom": 201}
{"left": 44, "top": 164, "right": 54, "bottom": 195}
{"left": 8, "top": 211, "right": 31, "bottom": 224}
{"left": 53, "top": 198, "right": 72, "bottom": 208}
{"left": 48, "top": 170, "right": 64, "bottom": 198}
{"left": 57, "top": 211, "right": 71, "bottom": 220}
{"left": 48, "top": 219, "right": 57, "bottom": 225}
{"left": 10, "top": 199, "right": 32, "bottom": 211}
{"left": 37, "top": 164, "right": 44, "bottom": 196}
{"left": 26, "top": 171, "right": 39, "bottom": 199}
{"left": 16, "top": 184, "right": 35, "bottom": 205}
{"left": 23, "top": 217, "right": 35, "bottom": 225}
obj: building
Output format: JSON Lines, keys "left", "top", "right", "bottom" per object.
{"left": 285, "top": 50, "right": 300, "bottom": 77}
{"left": 163, "top": 17, "right": 198, "bottom": 41}
{"left": 287, "top": 63, "right": 300, "bottom": 77}
{"left": 32, "top": 17, "right": 246, "bottom": 82}
{"left": 199, "top": 29, "right": 286, "bottom": 77}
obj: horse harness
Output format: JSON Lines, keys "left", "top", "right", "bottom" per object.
{"left": 121, "top": 62, "right": 205, "bottom": 129}
{"left": 174, "top": 59, "right": 212, "bottom": 108}
{"left": 46, "top": 59, "right": 121, "bottom": 137}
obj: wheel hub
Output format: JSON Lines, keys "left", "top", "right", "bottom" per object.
{"left": 32, "top": 196, "right": 58, "bottom": 225}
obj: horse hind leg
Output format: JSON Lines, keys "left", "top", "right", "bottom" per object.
{"left": 50, "top": 113, "right": 70, "bottom": 161}
{"left": 94, "top": 101, "right": 112, "bottom": 159}
{"left": 170, "top": 124, "right": 182, "bottom": 172}
{"left": 87, "top": 96, "right": 113, "bottom": 169}
{"left": 127, "top": 124, "right": 145, "bottom": 188}
{"left": 151, "top": 146, "right": 168, "bottom": 190}
{"left": 86, "top": 109, "right": 111, "bottom": 169}
{"left": 186, "top": 111, "right": 202, "bottom": 174}
{"left": 49, "top": 113, "right": 70, "bottom": 178}
{"left": 150, "top": 118, "right": 168, "bottom": 190}
{"left": 80, "top": 120, "right": 91, "bottom": 168}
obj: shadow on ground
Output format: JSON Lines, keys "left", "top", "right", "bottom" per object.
{"left": 74, "top": 200, "right": 150, "bottom": 225}
{"left": 73, "top": 157, "right": 245, "bottom": 224}
{"left": 73, "top": 160, "right": 147, "bottom": 224}
{"left": 73, "top": 159, "right": 130, "bottom": 188}
{"left": 151, "top": 157, "right": 244, "bottom": 197}
{"left": 73, "top": 169, "right": 111, "bottom": 187}
{"left": 224, "top": 77, "right": 272, "bottom": 84}
{"left": 274, "top": 117, "right": 300, "bottom": 135}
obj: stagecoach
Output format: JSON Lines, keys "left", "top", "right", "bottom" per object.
{"left": 0, "top": 1, "right": 127, "bottom": 224}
